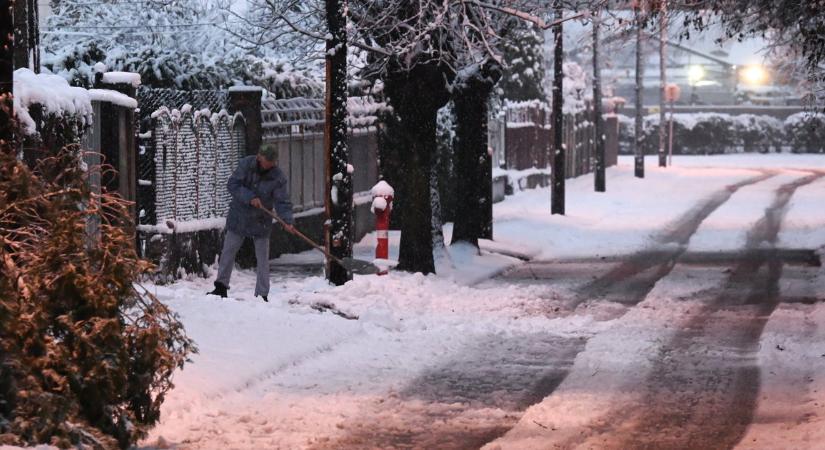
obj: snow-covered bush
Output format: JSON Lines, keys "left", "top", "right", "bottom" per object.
{"left": 733, "top": 114, "right": 784, "bottom": 153}
{"left": 498, "top": 18, "right": 545, "bottom": 102}
{"left": 785, "top": 112, "right": 825, "bottom": 153}
{"left": 41, "top": 0, "right": 322, "bottom": 96}
{"left": 13, "top": 69, "right": 92, "bottom": 159}
{"left": 615, "top": 113, "right": 635, "bottom": 155}
{"left": 0, "top": 146, "right": 195, "bottom": 448}
{"left": 689, "top": 114, "right": 735, "bottom": 154}
{"left": 434, "top": 103, "right": 456, "bottom": 222}
{"left": 628, "top": 112, "right": 789, "bottom": 155}
{"left": 562, "top": 62, "right": 588, "bottom": 115}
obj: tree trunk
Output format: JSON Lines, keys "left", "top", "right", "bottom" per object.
{"left": 1, "top": 0, "right": 14, "bottom": 145}
{"left": 634, "top": 5, "right": 645, "bottom": 178}
{"left": 592, "top": 8, "right": 605, "bottom": 192}
{"left": 551, "top": 3, "right": 565, "bottom": 215}
{"left": 451, "top": 63, "right": 500, "bottom": 247}
{"left": 324, "top": 0, "right": 352, "bottom": 286}
{"left": 12, "top": 0, "right": 38, "bottom": 71}
{"left": 384, "top": 63, "right": 451, "bottom": 274}
{"left": 658, "top": 0, "right": 668, "bottom": 168}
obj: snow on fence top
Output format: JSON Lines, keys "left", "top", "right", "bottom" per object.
{"left": 261, "top": 95, "right": 389, "bottom": 137}
{"left": 87, "top": 89, "right": 138, "bottom": 109}
{"left": 261, "top": 97, "right": 324, "bottom": 136}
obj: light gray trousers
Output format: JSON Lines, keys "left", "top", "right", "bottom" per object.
{"left": 216, "top": 230, "right": 270, "bottom": 297}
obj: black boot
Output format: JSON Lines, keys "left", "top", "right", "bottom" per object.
{"left": 207, "top": 281, "right": 228, "bottom": 298}
{"left": 257, "top": 295, "right": 268, "bottom": 302}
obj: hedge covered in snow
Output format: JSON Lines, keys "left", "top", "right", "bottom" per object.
{"left": 616, "top": 112, "right": 825, "bottom": 155}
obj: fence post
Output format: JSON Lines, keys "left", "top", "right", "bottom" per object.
{"left": 94, "top": 72, "right": 139, "bottom": 220}
{"left": 228, "top": 86, "right": 262, "bottom": 156}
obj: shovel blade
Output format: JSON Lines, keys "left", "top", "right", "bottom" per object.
{"left": 341, "top": 257, "right": 381, "bottom": 275}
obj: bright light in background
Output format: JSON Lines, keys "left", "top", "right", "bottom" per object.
{"left": 741, "top": 65, "right": 768, "bottom": 85}
{"left": 688, "top": 65, "right": 705, "bottom": 85}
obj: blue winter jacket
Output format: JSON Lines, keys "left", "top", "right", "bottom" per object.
{"left": 225, "top": 155, "right": 294, "bottom": 238}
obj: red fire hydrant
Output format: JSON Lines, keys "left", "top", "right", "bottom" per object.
{"left": 371, "top": 180, "right": 394, "bottom": 275}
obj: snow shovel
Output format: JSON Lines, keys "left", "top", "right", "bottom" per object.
{"left": 258, "top": 206, "right": 380, "bottom": 275}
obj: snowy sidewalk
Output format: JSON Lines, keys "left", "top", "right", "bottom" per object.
{"left": 141, "top": 155, "right": 825, "bottom": 449}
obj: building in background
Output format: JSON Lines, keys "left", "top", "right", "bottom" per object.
{"left": 550, "top": 20, "right": 800, "bottom": 107}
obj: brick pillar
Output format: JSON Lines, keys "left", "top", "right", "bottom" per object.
{"left": 228, "top": 87, "right": 263, "bottom": 156}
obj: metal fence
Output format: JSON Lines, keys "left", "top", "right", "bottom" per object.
{"left": 260, "top": 96, "right": 384, "bottom": 212}
{"left": 150, "top": 106, "right": 246, "bottom": 223}
{"left": 136, "top": 87, "right": 231, "bottom": 226}
{"left": 500, "top": 101, "right": 601, "bottom": 178}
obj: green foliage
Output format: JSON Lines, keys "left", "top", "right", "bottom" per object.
{"left": 0, "top": 143, "right": 195, "bottom": 449}
{"left": 498, "top": 19, "right": 545, "bottom": 102}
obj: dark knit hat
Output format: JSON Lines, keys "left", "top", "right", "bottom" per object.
{"left": 259, "top": 143, "right": 279, "bottom": 162}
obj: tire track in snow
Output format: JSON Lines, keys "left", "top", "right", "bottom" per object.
{"left": 570, "top": 170, "right": 777, "bottom": 309}
{"left": 307, "top": 171, "right": 784, "bottom": 449}
{"left": 563, "top": 171, "right": 822, "bottom": 450}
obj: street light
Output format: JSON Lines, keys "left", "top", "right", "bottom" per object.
{"left": 740, "top": 64, "right": 768, "bottom": 85}
{"left": 687, "top": 65, "right": 705, "bottom": 85}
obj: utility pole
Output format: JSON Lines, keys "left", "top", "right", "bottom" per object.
{"left": 592, "top": 7, "right": 605, "bottom": 192}
{"left": 634, "top": 2, "right": 645, "bottom": 178}
{"left": 551, "top": 2, "right": 565, "bottom": 214}
{"left": 658, "top": 0, "right": 667, "bottom": 167}
{"left": 323, "top": 0, "right": 352, "bottom": 286}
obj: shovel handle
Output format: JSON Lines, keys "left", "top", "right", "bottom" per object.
{"left": 257, "top": 206, "right": 347, "bottom": 267}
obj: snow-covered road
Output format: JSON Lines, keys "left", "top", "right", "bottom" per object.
{"left": 141, "top": 155, "right": 825, "bottom": 449}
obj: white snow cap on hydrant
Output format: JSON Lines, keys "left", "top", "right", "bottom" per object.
{"left": 371, "top": 196, "right": 388, "bottom": 213}
{"left": 371, "top": 180, "right": 394, "bottom": 197}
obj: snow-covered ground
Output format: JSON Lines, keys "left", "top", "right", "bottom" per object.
{"left": 141, "top": 154, "right": 825, "bottom": 449}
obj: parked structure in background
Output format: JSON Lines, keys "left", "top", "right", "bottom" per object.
{"left": 601, "top": 25, "right": 801, "bottom": 107}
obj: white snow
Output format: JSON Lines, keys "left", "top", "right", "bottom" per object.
{"left": 139, "top": 154, "right": 825, "bottom": 449}
{"left": 371, "top": 196, "right": 387, "bottom": 212}
{"left": 101, "top": 71, "right": 141, "bottom": 87}
{"left": 87, "top": 89, "right": 138, "bottom": 109}
{"left": 780, "top": 176, "right": 825, "bottom": 249}
{"left": 13, "top": 68, "right": 94, "bottom": 134}
{"left": 227, "top": 85, "right": 264, "bottom": 92}
{"left": 370, "top": 180, "right": 394, "bottom": 197}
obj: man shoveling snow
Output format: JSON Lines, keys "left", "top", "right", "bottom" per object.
{"left": 207, "top": 144, "right": 295, "bottom": 302}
